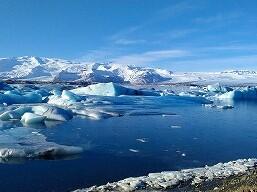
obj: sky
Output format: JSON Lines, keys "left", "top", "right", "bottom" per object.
{"left": 0, "top": 0, "right": 257, "bottom": 71}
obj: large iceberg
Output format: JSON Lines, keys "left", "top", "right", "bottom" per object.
{"left": 219, "top": 87, "right": 257, "bottom": 100}
{"left": 70, "top": 83, "right": 160, "bottom": 96}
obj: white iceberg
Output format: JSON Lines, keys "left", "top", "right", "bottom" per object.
{"left": 0, "top": 105, "right": 73, "bottom": 122}
{"left": 32, "top": 105, "right": 73, "bottom": 121}
{"left": 70, "top": 83, "right": 160, "bottom": 96}
{"left": 219, "top": 87, "right": 257, "bottom": 100}
{"left": 207, "top": 83, "right": 233, "bottom": 93}
{"left": 21, "top": 112, "right": 46, "bottom": 124}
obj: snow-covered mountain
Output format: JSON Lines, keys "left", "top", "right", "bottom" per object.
{"left": 0, "top": 56, "right": 173, "bottom": 84}
{"left": 1, "top": 56, "right": 257, "bottom": 85}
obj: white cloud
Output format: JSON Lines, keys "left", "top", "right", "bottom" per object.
{"left": 194, "top": 13, "right": 241, "bottom": 24}
{"left": 171, "top": 54, "right": 257, "bottom": 71}
{"left": 113, "top": 49, "right": 190, "bottom": 65}
{"left": 114, "top": 38, "right": 146, "bottom": 45}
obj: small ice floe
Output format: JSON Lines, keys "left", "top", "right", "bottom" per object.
{"left": 161, "top": 113, "right": 178, "bottom": 117}
{"left": 129, "top": 149, "right": 139, "bottom": 153}
{"left": 204, "top": 104, "right": 234, "bottom": 110}
{"left": 73, "top": 108, "right": 121, "bottom": 120}
{"left": 204, "top": 104, "right": 216, "bottom": 108}
{"left": 76, "top": 158, "right": 257, "bottom": 192}
{"left": 136, "top": 138, "right": 148, "bottom": 143}
{"left": 216, "top": 105, "right": 234, "bottom": 109}
{"left": 181, "top": 153, "right": 186, "bottom": 157}
{"left": 170, "top": 125, "right": 181, "bottom": 129}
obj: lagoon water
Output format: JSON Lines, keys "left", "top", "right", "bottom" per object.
{"left": 0, "top": 100, "right": 257, "bottom": 192}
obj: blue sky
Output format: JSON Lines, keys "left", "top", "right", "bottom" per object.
{"left": 0, "top": 0, "right": 257, "bottom": 71}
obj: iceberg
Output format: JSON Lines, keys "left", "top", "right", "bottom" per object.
{"left": 70, "top": 83, "right": 160, "bottom": 96}
{"left": 207, "top": 83, "right": 233, "bottom": 93}
{"left": 0, "top": 127, "right": 82, "bottom": 161}
{"left": 0, "top": 91, "right": 42, "bottom": 105}
{"left": 32, "top": 105, "right": 73, "bottom": 121}
{"left": 219, "top": 87, "right": 257, "bottom": 100}
{"left": 21, "top": 112, "right": 46, "bottom": 124}
{"left": 0, "top": 81, "right": 12, "bottom": 90}
{"left": 0, "top": 105, "right": 73, "bottom": 122}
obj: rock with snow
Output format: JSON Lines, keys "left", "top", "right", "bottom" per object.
{"left": 74, "top": 159, "right": 257, "bottom": 192}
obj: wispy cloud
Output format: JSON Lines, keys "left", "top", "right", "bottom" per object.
{"left": 113, "top": 49, "right": 190, "bottom": 65}
{"left": 157, "top": 1, "right": 199, "bottom": 19}
{"left": 114, "top": 38, "right": 146, "bottom": 45}
{"left": 76, "top": 49, "right": 118, "bottom": 63}
{"left": 108, "top": 1, "right": 201, "bottom": 46}
{"left": 193, "top": 13, "right": 241, "bottom": 24}
{"left": 171, "top": 54, "right": 257, "bottom": 71}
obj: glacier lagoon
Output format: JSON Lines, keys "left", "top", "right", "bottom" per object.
{"left": 0, "top": 83, "right": 257, "bottom": 191}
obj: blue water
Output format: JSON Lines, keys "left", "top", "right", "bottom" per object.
{"left": 0, "top": 101, "right": 257, "bottom": 192}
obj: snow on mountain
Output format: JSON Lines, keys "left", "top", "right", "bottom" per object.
{"left": 0, "top": 56, "right": 173, "bottom": 84}
{"left": 1, "top": 56, "right": 257, "bottom": 85}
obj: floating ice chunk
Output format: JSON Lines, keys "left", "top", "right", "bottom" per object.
{"left": 216, "top": 105, "right": 234, "bottom": 109}
{"left": 136, "top": 138, "right": 148, "bottom": 143}
{"left": 73, "top": 108, "right": 120, "bottom": 120}
{"left": 21, "top": 112, "right": 46, "bottom": 124}
{"left": 48, "top": 90, "right": 84, "bottom": 106}
{"left": 170, "top": 125, "right": 181, "bottom": 129}
{"left": 0, "top": 127, "right": 82, "bottom": 161}
{"left": 61, "top": 90, "right": 82, "bottom": 102}
{"left": 70, "top": 82, "right": 160, "bottom": 96}
{"left": 218, "top": 87, "right": 257, "bottom": 100}
{"left": 207, "top": 83, "right": 233, "bottom": 93}
{"left": 32, "top": 105, "right": 73, "bottom": 121}
{"left": 0, "top": 106, "right": 32, "bottom": 121}
{"left": 129, "top": 149, "right": 139, "bottom": 153}
{"left": 204, "top": 104, "right": 234, "bottom": 110}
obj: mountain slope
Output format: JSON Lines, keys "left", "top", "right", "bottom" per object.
{"left": 0, "top": 56, "right": 173, "bottom": 84}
